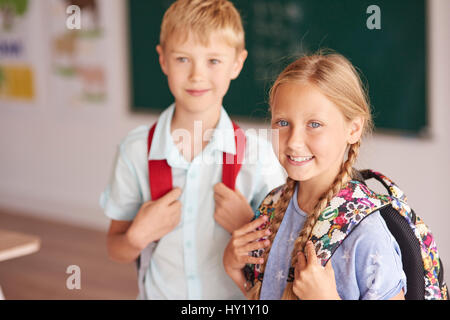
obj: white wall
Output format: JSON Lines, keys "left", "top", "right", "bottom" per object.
{"left": 1, "top": 0, "right": 449, "bottom": 274}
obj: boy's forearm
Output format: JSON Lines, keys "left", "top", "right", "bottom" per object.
{"left": 107, "top": 232, "right": 142, "bottom": 264}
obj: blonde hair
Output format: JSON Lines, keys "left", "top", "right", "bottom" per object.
{"left": 248, "top": 51, "right": 373, "bottom": 300}
{"left": 159, "top": 0, "right": 245, "bottom": 52}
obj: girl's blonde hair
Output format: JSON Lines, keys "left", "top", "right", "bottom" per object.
{"left": 248, "top": 51, "right": 373, "bottom": 300}
{"left": 160, "top": 0, "right": 245, "bottom": 52}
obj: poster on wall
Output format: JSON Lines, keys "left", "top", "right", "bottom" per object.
{"left": 0, "top": 0, "right": 36, "bottom": 104}
{"left": 49, "top": 0, "right": 107, "bottom": 108}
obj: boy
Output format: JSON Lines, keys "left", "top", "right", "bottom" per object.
{"left": 100, "top": 0, "right": 285, "bottom": 299}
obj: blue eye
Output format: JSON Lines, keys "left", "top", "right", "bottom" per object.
{"left": 176, "top": 57, "right": 188, "bottom": 63}
{"left": 309, "top": 122, "right": 321, "bottom": 129}
{"left": 209, "top": 59, "right": 220, "bottom": 65}
{"left": 277, "top": 120, "right": 289, "bottom": 127}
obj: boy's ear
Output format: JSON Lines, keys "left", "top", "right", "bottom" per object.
{"left": 230, "top": 49, "right": 248, "bottom": 80}
{"left": 347, "top": 116, "right": 364, "bottom": 144}
{"left": 156, "top": 44, "right": 168, "bottom": 75}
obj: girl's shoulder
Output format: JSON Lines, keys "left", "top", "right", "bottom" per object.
{"left": 255, "top": 184, "right": 287, "bottom": 219}
{"left": 342, "top": 210, "right": 397, "bottom": 247}
{"left": 332, "top": 209, "right": 407, "bottom": 300}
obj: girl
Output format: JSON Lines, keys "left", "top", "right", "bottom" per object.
{"left": 223, "top": 52, "right": 407, "bottom": 300}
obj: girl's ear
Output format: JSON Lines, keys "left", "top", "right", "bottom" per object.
{"left": 230, "top": 49, "right": 248, "bottom": 80}
{"left": 347, "top": 116, "right": 364, "bottom": 144}
{"left": 156, "top": 44, "right": 168, "bottom": 76}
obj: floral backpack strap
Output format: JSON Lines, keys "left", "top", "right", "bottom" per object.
{"left": 307, "top": 180, "right": 392, "bottom": 267}
{"left": 279, "top": 180, "right": 391, "bottom": 282}
{"left": 243, "top": 184, "right": 286, "bottom": 287}
{"left": 283, "top": 180, "right": 392, "bottom": 281}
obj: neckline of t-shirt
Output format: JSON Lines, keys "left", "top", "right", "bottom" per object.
{"left": 291, "top": 183, "right": 308, "bottom": 217}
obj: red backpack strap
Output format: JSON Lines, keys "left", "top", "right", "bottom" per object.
{"left": 147, "top": 123, "right": 173, "bottom": 200}
{"left": 222, "top": 122, "right": 246, "bottom": 191}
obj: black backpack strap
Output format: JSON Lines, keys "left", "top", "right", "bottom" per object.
{"left": 379, "top": 205, "right": 424, "bottom": 299}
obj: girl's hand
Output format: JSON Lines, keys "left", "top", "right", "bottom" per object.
{"left": 223, "top": 215, "right": 271, "bottom": 275}
{"left": 293, "top": 241, "right": 341, "bottom": 300}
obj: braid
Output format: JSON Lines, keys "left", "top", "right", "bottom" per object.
{"left": 247, "top": 177, "right": 296, "bottom": 300}
{"left": 281, "top": 141, "right": 361, "bottom": 300}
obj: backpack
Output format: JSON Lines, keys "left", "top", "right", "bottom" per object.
{"left": 136, "top": 121, "right": 246, "bottom": 299}
{"left": 244, "top": 170, "right": 448, "bottom": 300}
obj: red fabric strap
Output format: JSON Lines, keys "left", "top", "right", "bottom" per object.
{"left": 222, "top": 122, "right": 246, "bottom": 190}
{"left": 147, "top": 123, "right": 173, "bottom": 200}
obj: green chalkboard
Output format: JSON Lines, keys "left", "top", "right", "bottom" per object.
{"left": 128, "top": 0, "right": 426, "bottom": 134}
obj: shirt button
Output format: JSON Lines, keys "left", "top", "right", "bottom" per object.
{"left": 187, "top": 206, "right": 192, "bottom": 213}
{"left": 189, "top": 171, "right": 196, "bottom": 179}
{"left": 186, "top": 241, "right": 192, "bottom": 248}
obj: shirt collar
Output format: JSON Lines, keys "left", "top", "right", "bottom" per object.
{"left": 148, "top": 103, "right": 176, "bottom": 161}
{"left": 148, "top": 103, "right": 238, "bottom": 162}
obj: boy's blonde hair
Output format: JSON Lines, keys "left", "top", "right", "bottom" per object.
{"left": 159, "top": 0, "right": 245, "bottom": 52}
{"left": 248, "top": 51, "right": 373, "bottom": 300}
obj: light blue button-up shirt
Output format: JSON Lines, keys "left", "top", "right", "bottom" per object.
{"left": 100, "top": 104, "right": 286, "bottom": 299}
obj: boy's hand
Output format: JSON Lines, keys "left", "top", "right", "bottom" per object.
{"left": 293, "top": 241, "right": 341, "bottom": 300}
{"left": 127, "top": 187, "right": 182, "bottom": 250}
{"left": 213, "top": 182, "right": 254, "bottom": 233}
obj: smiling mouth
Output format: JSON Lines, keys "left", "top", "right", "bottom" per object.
{"left": 186, "top": 89, "right": 210, "bottom": 96}
{"left": 288, "top": 155, "right": 314, "bottom": 162}
{"left": 287, "top": 155, "right": 314, "bottom": 166}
